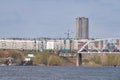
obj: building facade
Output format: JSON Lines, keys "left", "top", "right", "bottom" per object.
{"left": 0, "top": 39, "right": 80, "bottom": 51}
{"left": 75, "top": 17, "right": 89, "bottom": 39}
{"left": 0, "top": 39, "right": 41, "bottom": 50}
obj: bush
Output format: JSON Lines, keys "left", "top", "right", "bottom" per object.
{"left": 91, "top": 54, "right": 101, "bottom": 64}
{"left": 82, "top": 59, "right": 89, "bottom": 63}
{"left": 105, "top": 54, "right": 120, "bottom": 66}
{"left": 0, "top": 50, "right": 26, "bottom": 65}
{"left": 89, "top": 53, "right": 120, "bottom": 66}
{"left": 48, "top": 55, "right": 63, "bottom": 66}
{"left": 33, "top": 52, "right": 64, "bottom": 66}
{"left": 33, "top": 52, "right": 51, "bottom": 65}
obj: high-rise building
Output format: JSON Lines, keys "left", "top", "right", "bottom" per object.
{"left": 75, "top": 17, "right": 89, "bottom": 39}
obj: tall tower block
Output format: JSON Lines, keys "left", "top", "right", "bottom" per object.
{"left": 75, "top": 17, "right": 89, "bottom": 39}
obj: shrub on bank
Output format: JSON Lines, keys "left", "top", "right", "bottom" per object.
{"left": 82, "top": 59, "right": 89, "bottom": 63}
{"left": 48, "top": 55, "right": 63, "bottom": 66}
{"left": 33, "top": 52, "right": 64, "bottom": 66}
{"left": 91, "top": 54, "right": 101, "bottom": 64}
{"left": 33, "top": 52, "right": 51, "bottom": 65}
{"left": 0, "top": 50, "right": 26, "bottom": 65}
{"left": 104, "top": 54, "right": 120, "bottom": 66}
{"left": 89, "top": 53, "right": 120, "bottom": 66}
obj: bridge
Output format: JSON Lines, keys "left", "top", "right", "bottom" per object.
{"left": 78, "top": 38, "right": 120, "bottom": 54}
{"left": 76, "top": 38, "right": 120, "bottom": 66}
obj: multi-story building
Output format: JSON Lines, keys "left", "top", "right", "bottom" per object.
{"left": 0, "top": 39, "right": 41, "bottom": 50}
{"left": 75, "top": 17, "right": 89, "bottom": 39}
{"left": 46, "top": 40, "right": 64, "bottom": 50}
{"left": 116, "top": 39, "right": 120, "bottom": 49}
{"left": 0, "top": 38, "right": 113, "bottom": 52}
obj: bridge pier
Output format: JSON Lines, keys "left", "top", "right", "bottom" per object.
{"left": 76, "top": 53, "right": 82, "bottom": 66}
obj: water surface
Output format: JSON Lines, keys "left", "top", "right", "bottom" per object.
{"left": 0, "top": 66, "right": 120, "bottom": 80}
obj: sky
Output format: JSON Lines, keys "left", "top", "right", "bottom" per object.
{"left": 0, "top": 0, "right": 120, "bottom": 38}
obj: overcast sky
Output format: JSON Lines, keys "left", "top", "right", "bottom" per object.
{"left": 0, "top": 0, "right": 120, "bottom": 38}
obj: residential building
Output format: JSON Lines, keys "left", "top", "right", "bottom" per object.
{"left": 75, "top": 17, "right": 89, "bottom": 39}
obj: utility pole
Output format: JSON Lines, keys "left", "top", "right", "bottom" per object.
{"left": 34, "top": 39, "right": 37, "bottom": 52}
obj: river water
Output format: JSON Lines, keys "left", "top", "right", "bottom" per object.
{"left": 0, "top": 66, "right": 120, "bottom": 80}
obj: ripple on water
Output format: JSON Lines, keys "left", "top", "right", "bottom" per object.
{"left": 0, "top": 66, "right": 120, "bottom": 80}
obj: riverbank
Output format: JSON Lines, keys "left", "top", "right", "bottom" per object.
{"left": 1, "top": 50, "right": 120, "bottom": 66}
{"left": 82, "top": 53, "right": 120, "bottom": 66}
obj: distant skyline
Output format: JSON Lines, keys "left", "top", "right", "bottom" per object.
{"left": 0, "top": 0, "right": 120, "bottom": 38}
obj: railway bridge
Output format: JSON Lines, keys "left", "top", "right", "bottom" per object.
{"left": 76, "top": 38, "right": 120, "bottom": 66}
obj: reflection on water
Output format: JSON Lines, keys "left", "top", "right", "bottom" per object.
{"left": 0, "top": 66, "right": 120, "bottom": 80}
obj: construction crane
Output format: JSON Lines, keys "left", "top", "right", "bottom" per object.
{"left": 64, "top": 30, "right": 73, "bottom": 39}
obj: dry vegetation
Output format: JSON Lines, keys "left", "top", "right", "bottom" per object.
{"left": 0, "top": 50, "right": 73, "bottom": 66}
{"left": 82, "top": 53, "right": 120, "bottom": 66}
{"left": 33, "top": 52, "right": 65, "bottom": 66}
{"left": 0, "top": 50, "right": 26, "bottom": 65}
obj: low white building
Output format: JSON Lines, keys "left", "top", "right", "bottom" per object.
{"left": 46, "top": 41, "right": 55, "bottom": 50}
{"left": 0, "top": 38, "right": 91, "bottom": 51}
{"left": 0, "top": 39, "right": 41, "bottom": 50}
{"left": 46, "top": 40, "right": 64, "bottom": 50}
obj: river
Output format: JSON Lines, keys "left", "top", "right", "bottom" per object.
{"left": 0, "top": 66, "right": 120, "bottom": 80}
